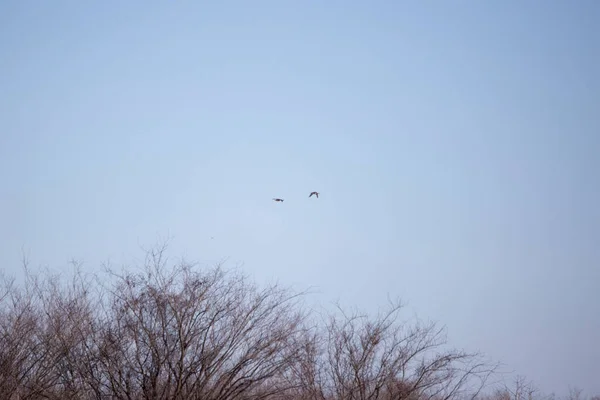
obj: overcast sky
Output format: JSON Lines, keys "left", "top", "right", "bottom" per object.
{"left": 1, "top": 0, "right": 599, "bottom": 395}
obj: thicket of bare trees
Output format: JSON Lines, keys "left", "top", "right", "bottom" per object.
{"left": 0, "top": 245, "right": 596, "bottom": 400}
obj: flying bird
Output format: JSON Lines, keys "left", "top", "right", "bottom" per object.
{"left": 272, "top": 198, "right": 284, "bottom": 202}
{"left": 309, "top": 192, "right": 319, "bottom": 198}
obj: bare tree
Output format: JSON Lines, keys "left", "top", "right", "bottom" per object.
{"left": 0, "top": 259, "right": 63, "bottom": 400}
{"left": 285, "top": 299, "right": 498, "bottom": 400}
{"left": 89, "top": 244, "right": 310, "bottom": 400}
{"left": 0, "top": 257, "right": 101, "bottom": 400}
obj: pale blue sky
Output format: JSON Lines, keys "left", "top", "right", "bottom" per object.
{"left": 1, "top": 0, "right": 599, "bottom": 394}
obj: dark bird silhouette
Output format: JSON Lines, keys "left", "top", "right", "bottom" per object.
{"left": 309, "top": 191, "right": 319, "bottom": 198}
{"left": 273, "top": 198, "right": 284, "bottom": 202}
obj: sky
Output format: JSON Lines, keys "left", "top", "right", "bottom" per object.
{"left": 1, "top": 0, "right": 599, "bottom": 395}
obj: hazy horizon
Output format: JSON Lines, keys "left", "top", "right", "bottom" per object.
{"left": 1, "top": 0, "right": 599, "bottom": 395}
